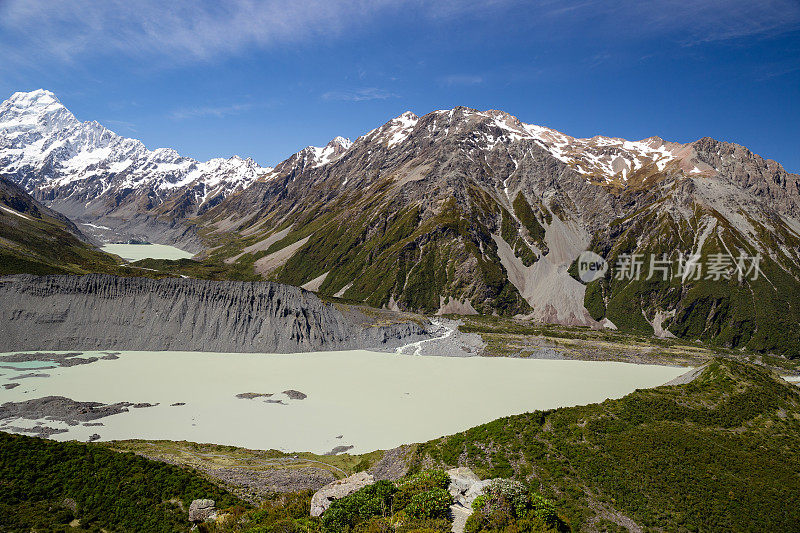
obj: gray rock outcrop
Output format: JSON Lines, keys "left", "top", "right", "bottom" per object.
{"left": 188, "top": 499, "right": 217, "bottom": 523}
{"left": 0, "top": 396, "right": 136, "bottom": 424}
{"left": 310, "top": 472, "right": 374, "bottom": 516}
{"left": 0, "top": 274, "right": 429, "bottom": 353}
{"left": 368, "top": 445, "right": 411, "bottom": 481}
{"left": 447, "top": 467, "right": 489, "bottom": 510}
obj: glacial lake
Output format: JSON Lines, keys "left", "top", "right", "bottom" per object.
{"left": 0, "top": 350, "right": 690, "bottom": 454}
{"left": 101, "top": 243, "right": 194, "bottom": 261}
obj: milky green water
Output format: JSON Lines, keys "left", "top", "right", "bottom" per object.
{"left": 0, "top": 350, "right": 689, "bottom": 453}
{"left": 101, "top": 243, "right": 193, "bottom": 261}
{"left": 0, "top": 361, "right": 55, "bottom": 370}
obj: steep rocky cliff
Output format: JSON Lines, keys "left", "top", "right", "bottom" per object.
{"left": 0, "top": 274, "right": 429, "bottom": 353}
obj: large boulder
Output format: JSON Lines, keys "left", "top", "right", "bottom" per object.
{"left": 188, "top": 499, "right": 217, "bottom": 522}
{"left": 447, "top": 467, "right": 490, "bottom": 509}
{"left": 310, "top": 472, "right": 374, "bottom": 516}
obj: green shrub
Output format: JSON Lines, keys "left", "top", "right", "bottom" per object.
{"left": 471, "top": 494, "right": 487, "bottom": 512}
{"left": 464, "top": 511, "right": 488, "bottom": 533}
{"left": 399, "top": 468, "right": 450, "bottom": 491}
{"left": 467, "top": 481, "right": 561, "bottom": 532}
{"left": 394, "top": 469, "right": 450, "bottom": 511}
{"left": 322, "top": 480, "right": 397, "bottom": 531}
{"left": 529, "top": 493, "right": 557, "bottom": 524}
{"left": 405, "top": 488, "right": 452, "bottom": 520}
{"left": 486, "top": 479, "right": 531, "bottom": 518}
{"left": 322, "top": 505, "right": 353, "bottom": 532}
{"left": 394, "top": 517, "right": 451, "bottom": 533}
{"left": 352, "top": 516, "right": 394, "bottom": 533}
{"left": 239, "top": 490, "right": 317, "bottom": 532}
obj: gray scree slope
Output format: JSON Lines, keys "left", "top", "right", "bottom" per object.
{"left": 0, "top": 274, "right": 428, "bottom": 353}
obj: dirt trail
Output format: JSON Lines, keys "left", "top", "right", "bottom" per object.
{"left": 450, "top": 505, "right": 471, "bottom": 533}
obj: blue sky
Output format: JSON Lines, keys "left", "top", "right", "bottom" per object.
{"left": 1, "top": 0, "right": 799, "bottom": 171}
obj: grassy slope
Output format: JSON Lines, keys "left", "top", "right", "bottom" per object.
{"left": 408, "top": 358, "right": 800, "bottom": 532}
{"left": 454, "top": 314, "right": 800, "bottom": 376}
{"left": 0, "top": 208, "right": 121, "bottom": 276}
{"left": 583, "top": 205, "right": 800, "bottom": 358}
{"left": 0, "top": 432, "right": 243, "bottom": 532}
{"left": 198, "top": 183, "right": 536, "bottom": 316}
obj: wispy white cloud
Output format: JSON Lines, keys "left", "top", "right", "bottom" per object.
{"left": 0, "top": 0, "right": 797, "bottom": 69}
{"left": 439, "top": 74, "right": 484, "bottom": 86}
{"left": 170, "top": 102, "right": 256, "bottom": 120}
{"left": 0, "top": 0, "right": 404, "bottom": 66}
{"left": 103, "top": 119, "right": 138, "bottom": 133}
{"left": 321, "top": 88, "right": 399, "bottom": 102}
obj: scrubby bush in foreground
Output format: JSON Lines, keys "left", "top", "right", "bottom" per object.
{"left": 466, "top": 479, "right": 564, "bottom": 533}
{"left": 319, "top": 470, "right": 452, "bottom": 532}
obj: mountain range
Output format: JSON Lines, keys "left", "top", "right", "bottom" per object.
{"left": 2, "top": 89, "right": 800, "bottom": 356}
{"left": 0, "top": 90, "right": 269, "bottom": 251}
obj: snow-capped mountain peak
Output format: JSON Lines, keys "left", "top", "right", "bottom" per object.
{"left": 329, "top": 136, "right": 353, "bottom": 149}
{"left": 0, "top": 89, "right": 78, "bottom": 135}
{"left": 0, "top": 89, "right": 272, "bottom": 216}
{"left": 361, "top": 111, "right": 420, "bottom": 149}
{"left": 5, "top": 89, "right": 63, "bottom": 110}
{"left": 279, "top": 135, "right": 355, "bottom": 173}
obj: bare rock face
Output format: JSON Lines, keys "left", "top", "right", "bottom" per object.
{"left": 447, "top": 467, "right": 490, "bottom": 509}
{"left": 368, "top": 445, "right": 412, "bottom": 481}
{"left": 188, "top": 499, "right": 217, "bottom": 523}
{"left": 310, "top": 472, "right": 374, "bottom": 517}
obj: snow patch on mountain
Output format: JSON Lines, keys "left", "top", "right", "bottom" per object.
{"left": 311, "top": 136, "right": 353, "bottom": 167}
{"left": 284, "top": 136, "right": 354, "bottom": 173}
{"left": 475, "top": 110, "right": 682, "bottom": 183}
{"left": 362, "top": 111, "right": 419, "bottom": 149}
{"left": 0, "top": 203, "right": 32, "bottom": 220}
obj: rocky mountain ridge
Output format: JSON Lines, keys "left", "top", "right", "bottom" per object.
{"left": 198, "top": 106, "right": 800, "bottom": 354}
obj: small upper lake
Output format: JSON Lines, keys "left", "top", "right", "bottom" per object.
{"left": 0, "top": 350, "right": 689, "bottom": 454}
{"left": 101, "top": 243, "right": 194, "bottom": 261}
